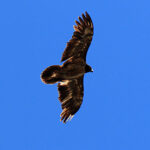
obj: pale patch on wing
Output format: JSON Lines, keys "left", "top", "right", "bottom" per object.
{"left": 59, "top": 80, "right": 69, "bottom": 86}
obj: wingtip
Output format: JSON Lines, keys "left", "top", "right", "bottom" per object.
{"left": 60, "top": 114, "right": 74, "bottom": 123}
{"left": 85, "top": 11, "right": 88, "bottom": 15}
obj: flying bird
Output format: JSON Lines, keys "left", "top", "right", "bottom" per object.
{"left": 41, "top": 12, "right": 94, "bottom": 123}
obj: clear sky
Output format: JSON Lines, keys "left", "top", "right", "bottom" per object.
{"left": 0, "top": 0, "right": 150, "bottom": 150}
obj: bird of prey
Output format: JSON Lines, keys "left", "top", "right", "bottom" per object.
{"left": 41, "top": 12, "right": 94, "bottom": 123}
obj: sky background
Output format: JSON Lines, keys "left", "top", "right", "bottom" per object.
{"left": 0, "top": 0, "right": 150, "bottom": 150}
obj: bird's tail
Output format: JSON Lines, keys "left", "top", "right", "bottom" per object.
{"left": 41, "top": 65, "right": 62, "bottom": 84}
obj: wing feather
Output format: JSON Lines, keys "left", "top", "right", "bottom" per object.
{"left": 61, "top": 12, "right": 94, "bottom": 62}
{"left": 57, "top": 76, "right": 84, "bottom": 123}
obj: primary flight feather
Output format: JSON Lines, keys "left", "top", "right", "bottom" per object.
{"left": 41, "top": 12, "right": 94, "bottom": 123}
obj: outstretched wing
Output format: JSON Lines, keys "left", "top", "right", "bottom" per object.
{"left": 57, "top": 76, "right": 84, "bottom": 123}
{"left": 61, "top": 11, "right": 94, "bottom": 62}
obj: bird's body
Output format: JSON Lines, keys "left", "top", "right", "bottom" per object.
{"left": 60, "top": 57, "right": 86, "bottom": 79}
{"left": 41, "top": 12, "right": 94, "bottom": 123}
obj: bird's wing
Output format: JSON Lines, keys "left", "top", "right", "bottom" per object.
{"left": 61, "top": 12, "right": 94, "bottom": 62}
{"left": 57, "top": 76, "right": 84, "bottom": 123}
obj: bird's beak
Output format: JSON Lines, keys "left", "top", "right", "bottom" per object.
{"left": 91, "top": 69, "right": 94, "bottom": 72}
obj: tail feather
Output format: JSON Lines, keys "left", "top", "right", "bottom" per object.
{"left": 41, "top": 65, "right": 62, "bottom": 84}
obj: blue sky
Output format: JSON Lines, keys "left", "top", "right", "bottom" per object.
{"left": 0, "top": 0, "right": 150, "bottom": 150}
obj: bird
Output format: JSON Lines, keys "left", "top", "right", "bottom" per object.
{"left": 41, "top": 11, "right": 94, "bottom": 123}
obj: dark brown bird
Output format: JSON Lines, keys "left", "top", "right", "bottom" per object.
{"left": 41, "top": 12, "right": 94, "bottom": 123}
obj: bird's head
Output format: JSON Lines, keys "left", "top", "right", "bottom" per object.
{"left": 85, "top": 64, "right": 93, "bottom": 73}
